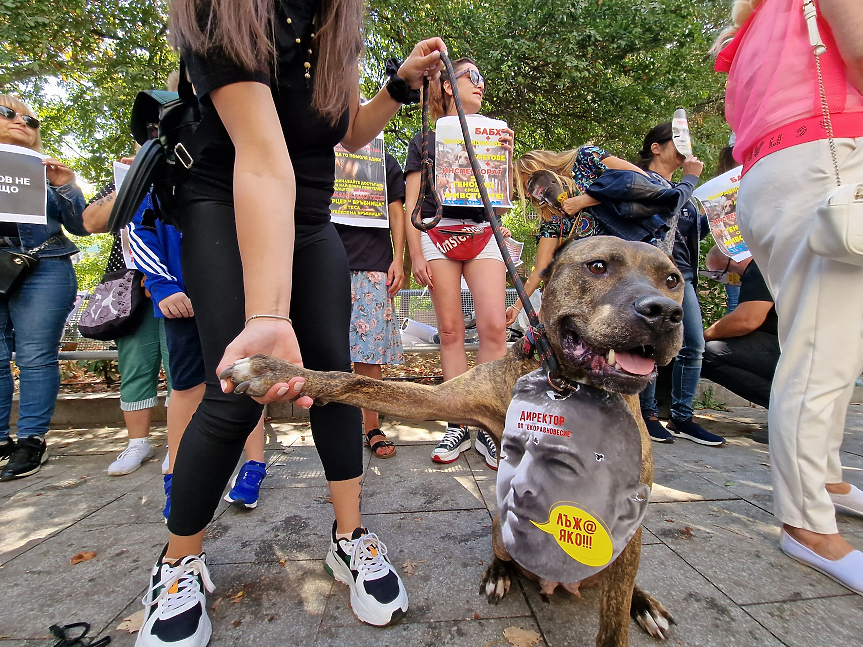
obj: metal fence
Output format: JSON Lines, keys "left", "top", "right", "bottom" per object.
{"left": 56, "top": 288, "right": 523, "bottom": 360}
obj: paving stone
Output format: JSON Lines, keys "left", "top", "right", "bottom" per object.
{"left": 523, "top": 543, "right": 785, "bottom": 647}
{"left": 315, "top": 617, "right": 543, "bottom": 647}
{"left": 0, "top": 522, "right": 166, "bottom": 638}
{"left": 262, "top": 445, "right": 328, "bottom": 489}
{"left": 743, "top": 594, "right": 863, "bottom": 647}
{"left": 361, "top": 444, "right": 487, "bottom": 515}
{"left": 376, "top": 418, "right": 446, "bottom": 445}
{"left": 643, "top": 500, "right": 850, "bottom": 604}
{"left": 205, "top": 485, "right": 334, "bottom": 565}
{"left": 650, "top": 471, "right": 742, "bottom": 503}
{"left": 320, "top": 510, "right": 529, "bottom": 626}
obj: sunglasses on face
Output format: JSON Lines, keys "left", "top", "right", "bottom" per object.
{"left": 452, "top": 68, "right": 485, "bottom": 89}
{"left": 0, "top": 105, "right": 40, "bottom": 130}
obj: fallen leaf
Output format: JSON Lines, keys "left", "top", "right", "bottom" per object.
{"left": 724, "top": 481, "right": 735, "bottom": 486}
{"left": 503, "top": 626, "right": 542, "bottom": 647}
{"left": 211, "top": 597, "right": 223, "bottom": 612}
{"left": 229, "top": 591, "right": 244, "bottom": 603}
{"left": 116, "top": 610, "right": 145, "bottom": 633}
{"left": 665, "top": 518, "right": 674, "bottom": 523}
{"left": 231, "top": 620, "right": 242, "bottom": 628}
{"left": 279, "top": 559, "right": 286, "bottom": 567}
{"left": 679, "top": 526, "right": 694, "bottom": 539}
{"left": 70, "top": 551, "right": 97, "bottom": 564}
{"left": 402, "top": 560, "right": 418, "bottom": 575}
{"left": 472, "top": 612, "right": 482, "bottom": 620}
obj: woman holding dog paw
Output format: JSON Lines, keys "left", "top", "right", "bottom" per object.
{"left": 131, "top": 1, "right": 447, "bottom": 644}
{"left": 716, "top": 0, "right": 863, "bottom": 595}
{"left": 404, "top": 58, "right": 512, "bottom": 471}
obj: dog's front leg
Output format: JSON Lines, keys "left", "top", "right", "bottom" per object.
{"left": 223, "top": 354, "right": 509, "bottom": 433}
{"left": 596, "top": 528, "right": 641, "bottom": 647}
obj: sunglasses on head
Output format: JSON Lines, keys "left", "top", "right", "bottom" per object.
{"left": 452, "top": 68, "right": 485, "bottom": 88}
{"left": 0, "top": 105, "right": 40, "bottom": 130}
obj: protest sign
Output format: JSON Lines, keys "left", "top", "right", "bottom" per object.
{"left": 330, "top": 134, "right": 388, "bottom": 228}
{"left": 0, "top": 143, "right": 47, "bottom": 225}
{"left": 693, "top": 166, "right": 752, "bottom": 262}
{"left": 435, "top": 115, "right": 512, "bottom": 208}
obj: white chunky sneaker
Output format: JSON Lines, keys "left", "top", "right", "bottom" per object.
{"left": 324, "top": 522, "right": 408, "bottom": 626}
{"left": 136, "top": 547, "right": 215, "bottom": 647}
{"left": 431, "top": 424, "right": 470, "bottom": 464}
{"left": 108, "top": 439, "right": 155, "bottom": 476}
{"left": 162, "top": 451, "right": 170, "bottom": 475}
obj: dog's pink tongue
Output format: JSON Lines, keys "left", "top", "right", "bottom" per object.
{"left": 614, "top": 350, "right": 655, "bottom": 376}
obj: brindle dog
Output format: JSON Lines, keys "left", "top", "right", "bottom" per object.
{"left": 222, "top": 236, "right": 684, "bottom": 647}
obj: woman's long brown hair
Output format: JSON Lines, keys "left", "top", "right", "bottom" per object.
{"left": 170, "top": 0, "right": 364, "bottom": 125}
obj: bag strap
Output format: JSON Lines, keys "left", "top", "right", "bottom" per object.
{"left": 803, "top": 0, "right": 842, "bottom": 186}
{"left": 25, "top": 233, "right": 66, "bottom": 256}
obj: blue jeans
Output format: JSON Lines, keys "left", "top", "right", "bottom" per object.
{"left": 725, "top": 284, "right": 741, "bottom": 313}
{"left": 0, "top": 257, "right": 77, "bottom": 441}
{"left": 640, "top": 278, "right": 705, "bottom": 420}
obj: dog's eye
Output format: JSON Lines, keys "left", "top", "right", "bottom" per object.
{"left": 666, "top": 274, "right": 680, "bottom": 289}
{"left": 587, "top": 261, "right": 607, "bottom": 275}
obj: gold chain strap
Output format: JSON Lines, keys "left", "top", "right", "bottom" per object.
{"left": 805, "top": 0, "right": 841, "bottom": 187}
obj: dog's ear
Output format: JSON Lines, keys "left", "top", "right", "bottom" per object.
{"left": 540, "top": 237, "right": 579, "bottom": 283}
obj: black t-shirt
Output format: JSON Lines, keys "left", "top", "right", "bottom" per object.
{"left": 335, "top": 153, "right": 405, "bottom": 272}
{"left": 739, "top": 261, "right": 778, "bottom": 335}
{"left": 182, "top": 0, "right": 350, "bottom": 225}
{"left": 404, "top": 130, "right": 486, "bottom": 223}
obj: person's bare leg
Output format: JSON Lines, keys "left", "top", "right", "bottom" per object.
{"left": 427, "top": 258, "right": 469, "bottom": 380}
{"left": 165, "top": 383, "right": 205, "bottom": 473}
{"left": 783, "top": 524, "right": 855, "bottom": 560}
{"left": 166, "top": 531, "right": 206, "bottom": 561}
{"left": 330, "top": 476, "right": 363, "bottom": 534}
{"left": 353, "top": 362, "right": 394, "bottom": 457}
{"left": 123, "top": 408, "right": 152, "bottom": 440}
{"left": 462, "top": 258, "right": 507, "bottom": 365}
{"left": 243, "top": 413, "right": 266, "bottom": 463}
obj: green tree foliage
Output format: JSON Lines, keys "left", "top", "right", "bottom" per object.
{"left": 2, "top": 0, "right": 735, "bottom": 294}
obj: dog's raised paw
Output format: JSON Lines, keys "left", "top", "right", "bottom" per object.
{"left": 480, "top": 557, "right": 513, "bottom": 604}
{"left": 630, "top": 585, "right": 675, "bottom": 640}
{"left": 219, "top": 354, "right": 300, "bottom": 398}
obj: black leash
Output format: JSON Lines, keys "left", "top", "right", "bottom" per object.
{"left": 410, "top": 52, "right": 561, "bottom": 384}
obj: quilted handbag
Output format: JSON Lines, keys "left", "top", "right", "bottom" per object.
{"left": 77, "top": 269, "right": 148, "bottom": 341}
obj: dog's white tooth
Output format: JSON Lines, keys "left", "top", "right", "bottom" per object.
{"left": 607, "top": 349, "right": 616, "bottom": 365}
{"left": 614, "top": 362, "right": 622, "bottom": 370}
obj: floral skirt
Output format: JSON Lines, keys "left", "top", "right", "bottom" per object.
{"left": 349, "top": 271, "right": 404, "bottom": 365}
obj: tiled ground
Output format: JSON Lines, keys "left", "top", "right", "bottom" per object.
{"left": 1, "top": 403, "right": 862, "bottom": 646}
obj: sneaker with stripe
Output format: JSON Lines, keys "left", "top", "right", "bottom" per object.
{"left": 431, "top": 424, "right": 470, "bottom": 463}
{"left": 474, "top": 429, "right": 498, "bottom": 470}
{"left": 136, "top": 546, "right": 214, "bottom": 647}
{"left": 324, "top": 522, "right": 408, "bottom": 626}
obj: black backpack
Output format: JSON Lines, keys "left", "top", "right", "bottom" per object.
{"left": 107, "top": 61, "right": 201, "bottom": 233}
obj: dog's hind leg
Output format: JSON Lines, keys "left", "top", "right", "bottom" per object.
{"left": 630, "top": 584, "right": 675, "bottom": 639}
{"left": 596, "top": 527, "right": 641, "bottom": 647}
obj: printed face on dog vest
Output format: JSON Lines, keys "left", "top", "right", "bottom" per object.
{"left": 497, "top": 369, "right": 650, "bottom": 583}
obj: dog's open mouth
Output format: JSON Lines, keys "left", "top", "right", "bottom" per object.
{"left": 559, "top": 319, "right": 656, "bottom": 379}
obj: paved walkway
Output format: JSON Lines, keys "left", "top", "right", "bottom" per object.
{"left": 1, "top": 404, "right": 862, "bottom": 647}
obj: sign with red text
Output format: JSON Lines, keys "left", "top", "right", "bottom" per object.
{"left": 330, "top": 134, "right": 388, "bottom": 228}
{"left": 497, "top": 369, "right": 649, "bottom": 583}
{"left": 693, "top": 166, "right": 751, "bottom": 262}
{"left": 435, "top": 115, "right": 512, "bottom": 208}
{"left": 0, "top": 143, "right": 47, "bottom": 225}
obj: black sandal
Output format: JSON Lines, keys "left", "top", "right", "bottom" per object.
{"left": 365, "top": 428, "right": 396, "bottom": 458}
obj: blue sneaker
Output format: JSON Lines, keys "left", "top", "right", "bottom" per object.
{"left": 162, "top": 474, "right": 171, "bottom": 522}
{"left": 667, "top": 417, "right": 726, "bottom": 446}
{"left": 644, "top": 416, "right": 674, "bottom": 443}
{"left": 224, "top": 460, "right": 266, "bottom": 509}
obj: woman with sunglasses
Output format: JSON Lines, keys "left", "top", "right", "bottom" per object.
{"left": 404, "top": 58, "right": 513, "bottom": 470}
{"left": 132, "top": 0, "right": 446, "bottom": 643}
{"left": 0, "top": 95, "right": 88, "bottom": 481}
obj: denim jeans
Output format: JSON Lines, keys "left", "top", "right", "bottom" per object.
{"left": 0, "top": 257, "right": 77, "bottom": 441}
{"left": 640, "top": 278, "right": 705, "bottom": 420}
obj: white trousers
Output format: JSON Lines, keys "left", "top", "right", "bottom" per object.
{"left": 737, "top": 138, "right": 863, "bottom": 534}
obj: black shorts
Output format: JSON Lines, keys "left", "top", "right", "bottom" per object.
{"left": 164, "top": 316, "right": 206, "bottom": 391}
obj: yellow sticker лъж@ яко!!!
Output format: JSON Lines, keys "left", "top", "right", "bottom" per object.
{"left": 531, "top": 503, "right": 614, "bottom": 567}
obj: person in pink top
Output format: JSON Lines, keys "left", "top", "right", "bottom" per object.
{"left": 714, "top": 0, "right": 863, "bottom": 595}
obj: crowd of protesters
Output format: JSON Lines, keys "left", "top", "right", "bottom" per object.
{"left": 0, "top": 0, "right": 861, "bottom": 643}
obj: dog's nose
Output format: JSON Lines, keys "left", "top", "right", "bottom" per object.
{"left": 634, "top": 296, "right": 683, "bottom": 331}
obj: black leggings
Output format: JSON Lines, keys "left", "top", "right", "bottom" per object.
{"left": 167, "top": 187, "right": 362, "bottom": 536}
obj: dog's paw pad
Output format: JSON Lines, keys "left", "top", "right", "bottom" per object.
{"left": 479, "top": 559, "right": 513, "bottom": 604}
